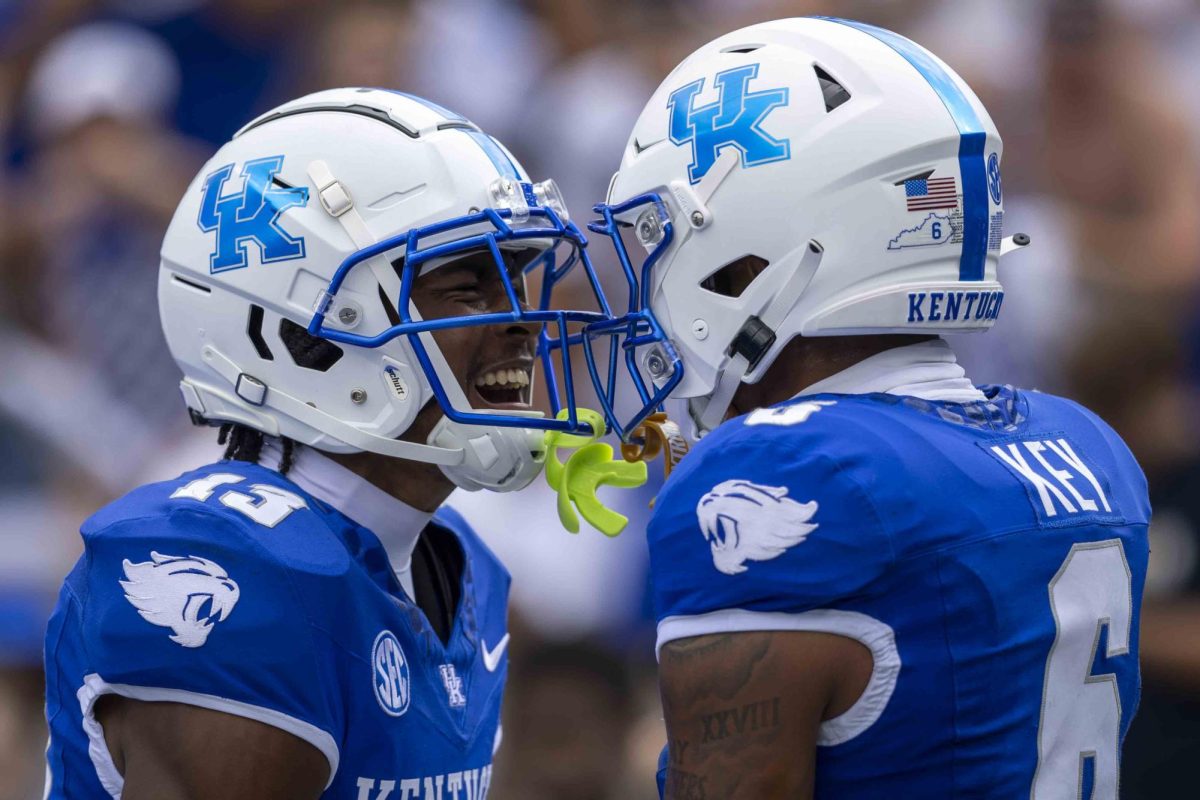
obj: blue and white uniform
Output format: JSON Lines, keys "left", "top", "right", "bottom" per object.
{"left": 653, "top": 340, "right": 1150, "bottom": 798}
{"left": 45, "top": 447, "right": 509, "bottom": 799}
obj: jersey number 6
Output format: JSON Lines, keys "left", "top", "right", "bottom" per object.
{"left": 1032, "top": 539, "right": 1133, "bottom": 800}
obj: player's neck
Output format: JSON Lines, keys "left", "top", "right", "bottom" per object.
{"left": 325, "top": 451, "right": 455, "bottom": 513}
{"left": 727, "top": 334, "right": 937, "bottom": 418}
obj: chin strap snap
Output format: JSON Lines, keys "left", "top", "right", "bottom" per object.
{"left": 544, "top": 409, "right": 648, "bottom": 536}
{"left": 620, "top": 412, "right": 689, "bottom": 480}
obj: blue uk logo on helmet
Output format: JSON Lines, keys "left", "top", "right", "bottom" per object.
{"left": 667, "top": 64, "right": 791, "bottom": 184}
{"left": 197, "top": 155, "right": 309, "bottom": 273}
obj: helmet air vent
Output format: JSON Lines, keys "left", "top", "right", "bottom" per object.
{"left": 170, "top": 274, "right": 211, "bottom": 294}
{"left": 239, "top": 104, "right": 419, "bottom": 139}
{"left": 813, "top": 65, "right": 851, "bottom": 112}
{"left": 280, "top": 318, "right": 344, "bottom": 371}
{"left": 247, "top": 304, "right": 274, "bottom": 361}
{"left": 700, "top": 254, "right": 769, "bottom": 298}
{"left": 721, "top": 44, "right": 763, "bottom": 54}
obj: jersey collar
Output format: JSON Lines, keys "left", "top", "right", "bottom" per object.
{"left": 260, "top": 440, "right": 431, "bottom": 598}
{"left": 796, "top": 338, "right": 986, "bottom": 403}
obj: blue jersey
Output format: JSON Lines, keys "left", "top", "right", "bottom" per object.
{"left": 651, "top": 387, "right": 1149, "bottom": 799}
{"left": 44, "top": 460, "right": 509, "bottom": 799}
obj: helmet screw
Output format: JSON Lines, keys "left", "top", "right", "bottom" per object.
{"left": 350, "top": 388, "right": 368, "bottom": 404}
{"left": 338, "top": 307, "right": 359, "bottom": 325}
{"left": 646, "top": 353, "right": 667, "bottom": 377}
{"left": 634, "top": 208, "right": 664, "bottom": 245}
{"left": 692, "top": 319, "right": 709, "bottom": 340}
{"left": 690, "top": 210, "right": 705, "bottom": 227}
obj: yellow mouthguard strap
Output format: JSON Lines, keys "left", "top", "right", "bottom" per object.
{"left": 544, "top": 409, "right": 648, "bottom": 536}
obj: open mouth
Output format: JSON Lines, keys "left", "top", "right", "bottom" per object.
{"left": 472, "top": 365, "right": 533, "bottom": 408}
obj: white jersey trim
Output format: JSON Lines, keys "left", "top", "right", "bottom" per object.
{"left": 656, "top": 608, "right": 901, "bottom": 747}
{"left": 76, "top": 673, "right": 340, "bottom": 795}
{"left": 42, "top": 735, "right": 52, "bottom": 800}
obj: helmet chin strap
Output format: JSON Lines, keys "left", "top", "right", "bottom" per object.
{"left": 191, "top": 340, "right": 547, "bottom": 491}
{"left": 688, "top": 241, "right": 824, "bottom": 435}
{"left": 192, "top": 344, "right": 464, "bottom": 464}
{"left": 306, "top": 159, "right": 545, "bottom": 491}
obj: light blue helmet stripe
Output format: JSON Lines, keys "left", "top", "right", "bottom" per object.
{"left": 376, "top": 89, "right": 522, "bottom": 181}
{"left": 459, "top": 129, "right": 523, "bottom": 181}
{"left": 817, "top": 17, "right": 989, "bottom": 281}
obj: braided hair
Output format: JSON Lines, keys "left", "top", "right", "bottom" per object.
{"left": 217, "top": 424, "right": 296, "bottom": 475}
{"left": 205, "top": 311, "right": 346, "bottom": 476}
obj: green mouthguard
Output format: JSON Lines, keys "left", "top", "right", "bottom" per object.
{"left": 543, "top": 409, "right": 648, "bottom": 536}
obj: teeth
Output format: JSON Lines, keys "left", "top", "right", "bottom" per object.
{"left": 475, "top": 369, "right": 530, "bottom": 390}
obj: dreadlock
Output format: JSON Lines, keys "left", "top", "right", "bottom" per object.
{"left": 217, "top": 424, "right": 296, "bottom": 475}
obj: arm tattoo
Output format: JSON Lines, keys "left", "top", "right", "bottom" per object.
{"left": 659, "top": 632, "right": 819, "bottom": 799}
{"left": 663, "top": 633, "right": 770, "bottom": 702}
{"left": 664, "top": 768, "right": 708, "bottom": 800}
{"left": 701, "top": 697, "right": 780, "bottom": 743}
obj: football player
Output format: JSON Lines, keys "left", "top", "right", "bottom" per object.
{"left": 43, "top": 88, "right": 609, "bottom": 798}
{"left": 578, "top": 18, "right": 1150, "bottom": 799}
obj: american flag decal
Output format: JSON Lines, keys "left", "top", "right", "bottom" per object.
{"left": 904, "top": 175, "right": 958, "bottom": 211}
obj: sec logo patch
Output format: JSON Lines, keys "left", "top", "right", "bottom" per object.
{"left": 372, "top": 630, "right": 410, "bottom": 717}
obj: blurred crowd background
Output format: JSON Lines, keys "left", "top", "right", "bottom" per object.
{"left": 1, "top": 0, "right": 1198, "bottom": 797}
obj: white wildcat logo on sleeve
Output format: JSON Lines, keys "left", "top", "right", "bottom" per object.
{"left": 697, "top": 480, "right": 818, "bottom": 575}
{"left": 120, "top": 551, "right": 240, "bottom": 647}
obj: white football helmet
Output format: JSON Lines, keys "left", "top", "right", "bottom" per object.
{"left": 581, "top": 18, "right": 1025, "bottom": 438}
{"left": 160, "top": 88, "right": 608, "bottom": 491}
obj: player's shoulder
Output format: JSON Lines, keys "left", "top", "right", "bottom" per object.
{"left": 1019, "top": 387, "right": 1123, "bottom": 437}
{"left": 710, "top": 394, "right": 903, "bottom": 449}
{"left": 66, "top": 462, "right": 353, "bottom": 737}
{"left": 81, "top": 460, "right": 353, "bottom": 579}
{"left": 1017, "top": 388, "right": 1149, "bottom": 504}
{"left": 647, "top": 397, "right": 897, "bottom": 614}
{"left": 679, "top": 394, "right": 908, "bottom": 489}
{"left": 654, "top": 396, "right": 894, "bottom": 548}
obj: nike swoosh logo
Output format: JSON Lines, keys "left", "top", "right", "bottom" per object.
{"left": 482, "top": 633, "right": 510, "bottom": 672}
